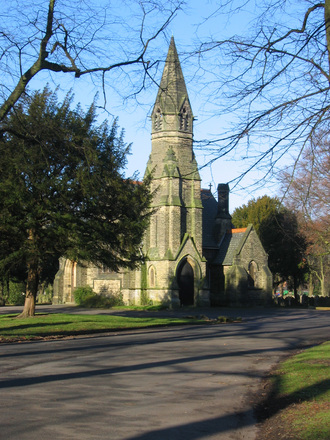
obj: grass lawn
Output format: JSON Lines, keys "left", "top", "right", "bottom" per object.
{"left": 0, "top": 312, "right": 208, "bottom": 342}
{"left": 257, "top": 341, "right": 330, "bottom": 440}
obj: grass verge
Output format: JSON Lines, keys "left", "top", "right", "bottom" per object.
{"left": 256, "top": 341, "right": 330, "bottom": 440}
{"left": 0, "top": 313, "right": 208, "bottom": 342}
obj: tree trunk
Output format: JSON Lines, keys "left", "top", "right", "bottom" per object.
{"left": 17, "top": 260, "right": 39, "bottom": 318}
{"left": 319, "top": 257, "right": 325, "bottom": 297}
{"left": 308, "top": 272, "right": 314, "bottom": 296}
{"left": 18, "top": 295, "right": 36, "bottom": 318}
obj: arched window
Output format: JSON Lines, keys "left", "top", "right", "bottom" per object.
{"left": 248, "top": 261, "right": 258, "bottom": 288}
{"left": 149, "top": 266, "right": 156, "bottom": 287}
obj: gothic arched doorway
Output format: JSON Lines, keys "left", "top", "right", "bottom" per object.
{"left": 177, "top": 259, "right": 194, "bottom": 306}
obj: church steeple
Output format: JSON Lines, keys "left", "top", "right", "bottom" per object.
{"left": 145, "top": 35, "right": 203, "bottom": 263}
{"left": 142, "top": 37, "right": 209, "bottom": 307}
{"left": 147, "top": 37, "right": 198, "bottom": 183}
{"left": 151, "top": 37, "right": 193, "bottom": 135}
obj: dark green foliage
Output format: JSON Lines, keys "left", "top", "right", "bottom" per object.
{"left": 74, "top": 286, "right": 124, "bottom": 308}
{"left": 3, "top": 282, "right": 26, "bottom": 305}
{"left": 259, "top": 209, "right": 307, "bottom": 288}
{"left": 232, "top": 195, "right": 281, "bottom": 234}
{"left": 83, "top": 292, "right": 124, "bottom": 308}
{"left": 0, "top": 87, "right": 152, "bottom": 315}
{"left": 140, "top": 290, "right": 153, "bottom": 306}
{"left": 232, "top": 196, "right": 307, "bottom": 294}
{"left": 73, "top": 286, "right": 95, "bottom": 305}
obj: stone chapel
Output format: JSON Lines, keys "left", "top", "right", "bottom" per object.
{"left": 53, "top": 37, "right": 272, "bottom": 307}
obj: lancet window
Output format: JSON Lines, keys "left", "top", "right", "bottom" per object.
{"left": 154, "top": 108, "right": 163, "bottom": 131}
{"left": 180, "top": 105, "right": 190, "bottom": 131}
{"left": 149, "top": 266, "right": 156, "bottom": 287}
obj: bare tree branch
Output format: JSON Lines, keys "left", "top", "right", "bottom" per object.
{"left": 187, "top": 0, "right": 330, "bottom": 189}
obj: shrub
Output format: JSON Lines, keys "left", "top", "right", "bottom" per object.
{"left": 218, "top": 316, "right": 228, "bottom": 323}
{"left": 37, "top": 284, "right": 53, "bottom": 304}
{"left": 7, "top": 282, "right": 26, "bottom": 305}
{"left": 73, "top": 286, "right": 95, "bottom": 305}
{"left": 74, "top": 286, "right": 124, "bottom": 308}
{"left": 140, "top": 290, "right": 153, "bottom": 306}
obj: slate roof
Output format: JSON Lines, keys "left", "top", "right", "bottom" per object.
{"left": 215, "top": 229, "right": 248, "bottom": 265}
{"left": 200, "top": 188, "right": 252, "bottom": 266}
{"left": 153, "top": 36, "right": 191, "bottom": 115}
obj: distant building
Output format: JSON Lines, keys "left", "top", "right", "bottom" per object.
{"left": 53, "top": 37, "right": 272, "bottom": 307}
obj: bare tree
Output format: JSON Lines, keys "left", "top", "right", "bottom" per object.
{"left": 0, "top": 0, "right": 184, "bottom": 123}
{"left": 189, "top": 0, "right": 330, "bottom": 188}
{"left": 281, "top": 132, "right": 330, "bottom": 296}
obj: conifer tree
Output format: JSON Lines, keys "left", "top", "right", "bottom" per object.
{"left": 0, "top": 87, "right": 152, "bottom": 317}
{"left": 232, "top": 196, "right": 307, "bottom": 298}
{"left": 231, "top": 195, "right": 280, "bottom": 234}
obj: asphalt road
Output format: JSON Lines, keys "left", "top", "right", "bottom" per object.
{"left": 0, "top": 306, "right": 329, "bottom": 440}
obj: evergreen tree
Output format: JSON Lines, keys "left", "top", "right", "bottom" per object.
{"left": 259, "top": 210, "right": 307, "bottom": 299}
{"left": 0, "top": 87, "right": 152, "bottom": 317}
{"left": 232, "top": 195, "right": 280, "bottom": 234}
{"left": 232, "top": 196, "right": 307, "bottom": 298}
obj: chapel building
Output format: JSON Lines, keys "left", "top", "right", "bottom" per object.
{"left": 53, "top": 37, "right": 272, "bottom": 307}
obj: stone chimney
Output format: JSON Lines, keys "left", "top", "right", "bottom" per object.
{"left": 213, "top": 184, "right": 233, "bottom": 243}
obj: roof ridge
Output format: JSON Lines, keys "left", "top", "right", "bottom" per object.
{"left": 230, "top": 228, "right": 247, "bottom": 233}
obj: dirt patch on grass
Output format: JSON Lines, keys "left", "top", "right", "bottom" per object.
{"left": 254, "top": 351, "right": 330, "bottom": 440}
{"left": 255, "top": 400, "right": 330, "bottom": 440}
{"left": 253, "top": 374, "right": 304, "bottom": 440}
{"left": 256, "top": 405, "right": 302, "bottom": 440}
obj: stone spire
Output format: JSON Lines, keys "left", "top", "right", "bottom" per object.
{"left": 151, "top": 37, "right": 193, "bottom": 135}
{"left": 145, "top": 37, "right": 203, "bottom": 260}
